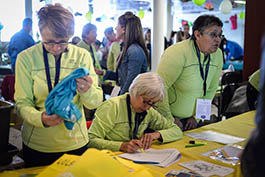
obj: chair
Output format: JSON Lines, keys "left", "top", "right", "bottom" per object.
{"left": 218, "top": 71, "right": 243, "bottom": 121}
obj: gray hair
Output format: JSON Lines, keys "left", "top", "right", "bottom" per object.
{"left": 129, "top": 72, "right": 165, "bottom": 102}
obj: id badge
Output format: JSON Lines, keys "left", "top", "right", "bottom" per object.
{"left": 195, "top": 99, "right": 211, "bottom": 120}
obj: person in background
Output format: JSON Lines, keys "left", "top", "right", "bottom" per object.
{"left": 156, "top": 15, "right": 223, "bottom": 131}
{"left": 94, "top": 40, "right": 103, "bottom": 63}
{"left": 77, "top": 23, "right": 103, "bottom": 83}
{"left": 14, "top": 4, "right": 103, "bottom": 167}
{"left": 167, "top": 30, "right": 176, "bottom": 47}
{"left": 183, "top": 23, "right": 191, "bottom": 39}
{"left": 8, "top": 18, "right": 35, "bottom": 73}
{"left": 176, "top": 31, "right": 185, "bottom": 43}
{"left": 71, "top": 36, "right": 81, "bottom": 45}
{"left": 101, "top": 27, "right": 119, "bottom": 69}
{"left": 223, "top": 37, "right": 243, "bottom": 61}
{"left": 247, "top": 69, "right": 260, "bottom": 110}
{"left": 96, "top": 11, "right": 149, "bottom": 95}
{"left": 106, "top": 39, "right": 120, "bottom": 72}
{"left": 88, "top": 72, "right": 182, "bottom": 152}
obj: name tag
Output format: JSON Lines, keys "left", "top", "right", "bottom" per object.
{"left": 195, "top": 99, "right": 211, "bottom": 120}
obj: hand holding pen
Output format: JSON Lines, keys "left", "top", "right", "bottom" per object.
{"left": 120, "top": 139, "right": 143, "bottom": 153}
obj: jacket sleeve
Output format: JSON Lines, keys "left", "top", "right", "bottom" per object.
{"left": 156, "top": 46, "right": 185, "bottom": 121}
{"left": 147, "top": 109, "right": 183, "bottom": 143}
{"left": 79, "top": 50, "right": 103, "bottom": 109}
{"left": 88, "top": 101, "right": 123, "bottom": 151}
{"left": 14, "top": 52, "right": 45, "bottom": 128}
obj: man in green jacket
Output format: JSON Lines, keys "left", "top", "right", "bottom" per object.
{"left": 157, "top": 15, "right": 223, "bottom": 131}
{"left": 88, "top": 72, "right": 182, "bottom": 152}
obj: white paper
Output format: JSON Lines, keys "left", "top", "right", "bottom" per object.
{"left": 118, "top": 148, "right": 181, "bottom": 168}
{"left": 196, "top": 99, "right": 211, "bottom": 120}
{"left": 185, "top": 130, "right": 245, "bottom": 144}
{"left": 179, "top": 160, "right": 234, "bottom": 177}
{"left": 110, "top": 85, "right": 120, "bottom": 97}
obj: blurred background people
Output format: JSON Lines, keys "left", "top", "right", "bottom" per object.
{"left": 247, "top": 69, "right": 260, "bottom": 110}
{"left": 183, "top": 23, "right": 191, "bottom": 39}
{"left": 8, "top": 18, "right": 35, "bottom": 73}
{"left": 176, "top": 31, "right": 185, "bottom": 43}
{"left": 14, "top": 4, "right": 103, "bottom": 167}
{"left": 223, "top": 37, "right": 244, "bottom": 61}
{"left": 96, "top": 11, "right": 149, "bottom": 96}
{"left": 71, "top": 36, "right": 81, "bottom": 45}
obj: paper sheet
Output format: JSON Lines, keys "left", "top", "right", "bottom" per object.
{"left": 185, "top": 130, "right": 245, "bottom": 144}
{"left": 179, "top": 160, "right": 234, "bottom": 177}
{"left": 118, "top": 148, "right": 181, "bottom": 168}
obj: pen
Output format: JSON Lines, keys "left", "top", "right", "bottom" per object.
{"left": 185, "top": 143, "right": 207, "bottom": 148}
{"left": 133, "top": 160, "right": 159, "bottom": 164}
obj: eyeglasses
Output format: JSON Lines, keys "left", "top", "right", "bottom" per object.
{"left": 201, "top": 31, "right": 224, "bottom": 39}
{"left": 43, "top": 41, "right": 69, "bottom": 47}
{"left": 143, "top": 100, "right": 158, "bottom": 109}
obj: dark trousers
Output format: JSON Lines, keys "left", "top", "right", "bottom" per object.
{"left": 22, "top": 143, "right": 88, "bottom": 168}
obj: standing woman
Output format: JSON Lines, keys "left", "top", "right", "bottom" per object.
{"left": 14, "top": 4, "right": 103, "bottom": 167}
{"left": 96, "top": 11, "right": 150, "bottom": 95}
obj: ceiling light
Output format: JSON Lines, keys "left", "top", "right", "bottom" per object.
{"left": 234, "top": 0, "right": 246, "bottom": 4}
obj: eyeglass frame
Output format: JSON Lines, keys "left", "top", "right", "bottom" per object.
{"left": 142, "top": 100, "right": 158, "bottom": 109}
{"left": 201, "top": 31, "right": 224, "bottom": 39}
{"left": 43, "top": 41, "right": 69, "bottom": 47}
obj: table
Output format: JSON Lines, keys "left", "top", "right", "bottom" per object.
{"left": 0, "top": 111, "right": 256, "bottom": 177}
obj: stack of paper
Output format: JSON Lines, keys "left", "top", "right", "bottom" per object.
{"left": 118, "top": 148, "right": 181, "bottom": 168}
{"left": 185, "top": 130, "right": 245, "bottom": 144}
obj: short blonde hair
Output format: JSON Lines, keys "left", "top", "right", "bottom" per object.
{"left": 129, "top": 72, "right": 165, "bottom": 102}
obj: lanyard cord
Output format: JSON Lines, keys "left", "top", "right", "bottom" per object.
{"left": 194, "top": 41, "right": 211, "bottom": 96}
{"left": 126, "top": 94, "right": 147, "bottom": 139}
{"left": 43, "top": 45, "right": 62, "bottom": 93}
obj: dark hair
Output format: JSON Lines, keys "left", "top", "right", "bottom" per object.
{"left": 104, "top": 27, "right": 114, "bottom": 36}
{"left": 82, "top": 23, "right": 97, "bottom": 39}
{"left": 191, "top": 15, "right": 223, "bottom": 40}
{"left": 38, "top": 3, "right": 74, "bottom": 38}
{"left": 23, "top": 18, "right": 32, "bottom": 28}
{"left": 176, "top": 31, "right": 184, "bottom": 42}
{"left": 95, "top": 39, "right": 101, "bottom": 47}
{"left": 117, "top": 11, "right": 150, "bottom": 66}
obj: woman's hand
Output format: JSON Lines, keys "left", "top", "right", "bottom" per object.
{"left": 120, "top": 139, "right": 143, "bottom": 153}
{"left": 140, "top": 132, "right": 161, "bottom": 150}
{"left": 184, "top": 117, "right": 197, "bottom": 131}
{"left": 94, "top": 68, "right": 104, "bottom": 76}
{"left": 174, "top": 118, "right": 183, "bottom": 130}
{"left": 41, "top": 111, "right": 64, "bottom": 127}
{"left": 76, "top": 75, "right": 93, "bottom": 94}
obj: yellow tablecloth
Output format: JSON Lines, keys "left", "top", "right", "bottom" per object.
{"left": 0, "top": 111, "right": 256, "bottom": 177}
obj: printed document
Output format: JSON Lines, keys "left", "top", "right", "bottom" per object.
{"left": 118, "top": 148, "right": 181, "bottom": 168}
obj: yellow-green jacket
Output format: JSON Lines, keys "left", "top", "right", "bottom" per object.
{"left": 157, "top": 39, "right": 223, "bottom": 121}
{"left": 14, "top": 43, "right": 103, "bottom": 152}
{"left": 107, "top": 41, "right": 120, "bottom": 72}
{"left": 88, "top": 93, "right": 183, "bottom": 152}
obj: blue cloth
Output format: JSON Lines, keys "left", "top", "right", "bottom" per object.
{"left": 45, "top": 67, "right": 89, "bottom": 130}
{"left": 8, "top": 29, "right": 35, "bottom": 71}
{"left": 104, "top": 43, "right": 148, "bottom": 95}
{"left": 224, "top": 40, "right": 243, "bottom": 61}
{"left": 223, "top": 61, "right": 243, "bottom": 71}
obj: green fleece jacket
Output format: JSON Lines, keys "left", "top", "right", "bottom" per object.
{"left": 14, "top": 43, "right": 103, "bottom": 152}
{"left": 249, "top": 69, "right": 260, "bottom": 91}
{"left": 157, "top": 39, "right": 223, "bottom": 121}
{"left": 88, "top": 93, "right": 183, "bottom": 152}
{"left": 107, "top": 41, "right": 120, "bottom": 72}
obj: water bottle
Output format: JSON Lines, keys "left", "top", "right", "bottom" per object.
{"left": 228, "top": 63, "right": 235, "bottom": 72}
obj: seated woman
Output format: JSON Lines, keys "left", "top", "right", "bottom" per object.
{"left": 88, "top": 72, "right": 183, "bottom": 153}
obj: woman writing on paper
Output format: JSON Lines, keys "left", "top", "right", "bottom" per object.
{"left": 14, "top": 4, "right": 103, "bottom": 167}
{"left": 88, "top": 72, "right": 182, "bottom": 153}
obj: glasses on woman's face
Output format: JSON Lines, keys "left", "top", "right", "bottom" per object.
{"left": 43, "top": 41, "right": 69, "bottom": 48}
{"left": 142, "top": 99, "right": 158, "bottom": 109}
{"left": 201, "top": 31, "right": 224, "bottom": 40}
